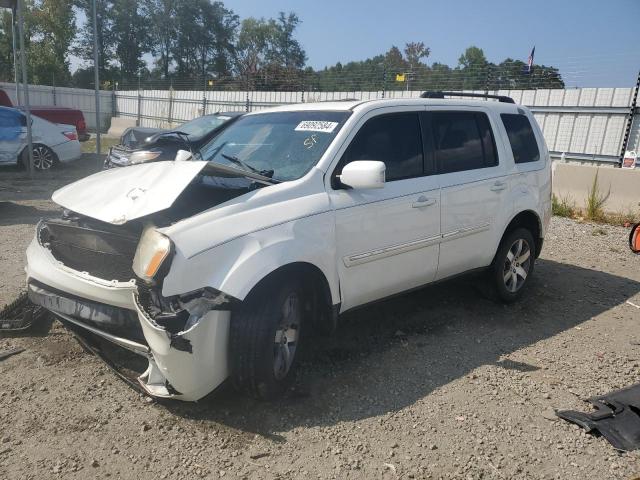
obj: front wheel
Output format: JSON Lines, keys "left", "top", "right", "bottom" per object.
{"left": 229, "top": 277, "right": 307, "bottom": 399}
{"left": 490, "top": 228, "right": 535, "bottom": 303}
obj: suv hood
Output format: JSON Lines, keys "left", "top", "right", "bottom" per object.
{"left": 52, "top": 161, "right": 209, "bottom": 225}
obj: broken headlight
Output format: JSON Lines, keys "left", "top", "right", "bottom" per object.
{"left": 132, "top": 226, "right": 172, "bottom": 282}
{"left": 109, "top": 150, "right": 161, "bottom": 167}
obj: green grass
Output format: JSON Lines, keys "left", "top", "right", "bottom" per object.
{"left": 552, "top": 193, "right": 576, "bottom": 218}
{"left": 81, "top": 136, "right": 119, "bottom": 155}
{"left": 552, "top": 190, "right": 638, "bottom": 226}
{"left": 584, "top": 169, "right": 610, "bottom": 222}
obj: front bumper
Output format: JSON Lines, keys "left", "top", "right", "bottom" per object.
{"left": 133, "top": 294, "right": 230, "bottom": 400}
{"left": 26, "top": 237, "right": 231, "bottom": 401}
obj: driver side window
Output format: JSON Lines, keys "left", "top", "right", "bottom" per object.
{"left": 340, "top": 112, "right": 424, "bottom": 182}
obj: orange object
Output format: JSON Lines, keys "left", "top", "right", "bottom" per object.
{"left": 145, "top": 249, "right": 169, "bottom": 277}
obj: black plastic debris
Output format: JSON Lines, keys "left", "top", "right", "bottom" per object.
{"left": 0, "top": 292, "right": 48, "bottom": 332}
{"left": 0, "top": 347, "right": 25, "bottom": 361}
{"left": 557, "top": 383, "right": 640, "bottom": 451}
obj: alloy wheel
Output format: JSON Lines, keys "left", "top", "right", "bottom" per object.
{"left": 32, "top": 146, "right": 54, "bottom": 170}
{"left": 273, "top": 292, "right": 301, "bottom": 380}
{"left": 503, "top": 238, "right": 531, "bottom": 293}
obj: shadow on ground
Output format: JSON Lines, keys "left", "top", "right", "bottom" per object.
{"left": 0, "top": 201, "right": 61, "bottom": 226}
{"left": 154, "top": 258, "right": 640, "bottom": 440}
{"left": 0, "top": 156, "right": 101, "bottom": 203}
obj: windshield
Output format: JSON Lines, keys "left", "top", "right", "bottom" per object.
{"left": 199, "top": 111, "right": 351, "bottom": 182}
{"left": 179, "top": 114, "right": 235, "bottom": 138}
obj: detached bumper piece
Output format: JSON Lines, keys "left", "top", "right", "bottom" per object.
{"left": 0, "top": 291, "right": 49, "bottom": 332}
{"left": 557, "top": 383, "right": 640, "bottom": 451}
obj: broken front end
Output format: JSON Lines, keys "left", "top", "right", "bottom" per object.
{"left": 27, "top": 213, "right": 238, "bottom": 400}
{"left": 25, "top": 160, "right": 254, "bottom": 401}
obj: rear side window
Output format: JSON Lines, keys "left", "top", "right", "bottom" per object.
{"left": 501, "top": 114, "right": 540, "bottom": 164}
{"left": 341, "top": 112, "right": 423, "bottom": 181}
{"left": 432, "top": 112, "right": 498, "bottom": 174}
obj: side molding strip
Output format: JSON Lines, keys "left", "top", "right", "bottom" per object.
{"left": 343, "top": 222, "right": 490, "bottom": 268}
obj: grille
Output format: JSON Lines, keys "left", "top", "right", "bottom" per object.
{"left": 39, "top": 219, "right": 140, "bottom": 282}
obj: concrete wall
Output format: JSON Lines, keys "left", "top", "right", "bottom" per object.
{"left": 552, "top": 162, "right": 640, "bottom": 213}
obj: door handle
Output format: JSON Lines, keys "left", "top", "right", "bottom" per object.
{"left": 412, "top": 196, "right": 437, "bottom": 208}
{"left": 490, "top": 181, "right": 507, "bottom": 192}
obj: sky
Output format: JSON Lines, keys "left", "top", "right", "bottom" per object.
{"left": 72, "top": 0, "right": 640, "bottom": 87}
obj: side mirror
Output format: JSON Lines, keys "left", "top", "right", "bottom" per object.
{"left": 630, "top": 223, "right": 640, "bottom": 254}
{"left": 175, "top": 149, "right": 192, "bottom": 162}
{"left": 338, "top": 161, "right": 385, "bottom": 190}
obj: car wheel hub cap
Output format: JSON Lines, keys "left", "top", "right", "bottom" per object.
{"left": 503, "top": 238, "right": 531, "bottom": 293}
{"left": 273, "top": 292, "right": 301, "bottom": 380}
{"left": 33, "top": 147, "right": 53, "bottom": 170}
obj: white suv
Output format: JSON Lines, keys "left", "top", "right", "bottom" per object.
{"left": 26, "top": 93, "right": 551, "bottom": 401}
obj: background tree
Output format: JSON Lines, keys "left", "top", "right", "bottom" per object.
{"left": 404, "top": 41, "right": 430, "bottom": 70}
{"left": 73, "top": 0, "right": 115, "bottom": 84}
{"left": 0, "top": 11, "right": 15, "bottom": 82}
{"left": 145, "top": 0, "right": 177, "bottom": 81}
{"left": 267, "top": 12, "right": 305, "bottom": 71}
{"left": 457, "top": 45, "right": 488, "bottom": 90}
{"left": 234, "top": 17, "right": 271, "bottom": 77}
{"left": 234, "top": 12, "right": 306, "bottom": 89}
{"left": 111, "top": 0, "right": 149, "bottom": 83}
{"left": 170, "top": 0, "right": 237, "bottom": 83}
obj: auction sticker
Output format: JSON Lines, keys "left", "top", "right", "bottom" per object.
{"left": 295, "top": 121, "right": 339, "bottom": 133}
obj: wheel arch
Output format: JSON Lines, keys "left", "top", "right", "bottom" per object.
{"left": 240, "top": 261, "right": 338, "bottom": 335}
{"left": 500, "top": 210, "right": 543, "bottom": 258}
{"left": 19, "top": 143, "right": 58, "bottom": 169}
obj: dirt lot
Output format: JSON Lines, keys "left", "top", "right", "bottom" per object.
{"left": 1, "top": 158, "right": 640, "bottom": 480}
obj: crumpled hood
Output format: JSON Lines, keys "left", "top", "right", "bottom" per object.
{"left": 52, "top": 161, "right": 209, "bottom": 225}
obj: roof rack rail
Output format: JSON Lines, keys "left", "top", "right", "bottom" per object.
{"left": 420, "top": 91, "right": 515, "bottom": 104}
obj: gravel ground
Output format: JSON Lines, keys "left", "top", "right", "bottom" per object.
{"left": 1, "top": 160, "right": 640, "bottom": 479}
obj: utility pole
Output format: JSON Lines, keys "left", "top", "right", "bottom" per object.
{"left": 10, "top": 6, "right": 19, "bottom": 103}
{"left": 92, "top": 0, "right": 101, "bottom": 155}
{"left": 16, "top": 0, "right": 33, "bottom": 177}
{"left": 618, "top": 70, "right": 640, "bottom": 167}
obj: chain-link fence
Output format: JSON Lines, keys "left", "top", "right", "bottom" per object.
{"left": 3, "top": 61, "right": 639, "bottom": 165}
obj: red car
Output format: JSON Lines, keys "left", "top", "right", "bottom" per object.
{"left": 0, "top": 88, "right": 89, "bottom": 141}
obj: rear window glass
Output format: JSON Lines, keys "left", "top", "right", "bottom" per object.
{"left": 501, "top": 114, "right": 540, "bottom": 164}
{"left": 432, "top": 111, "right": 497, "bottom": 174}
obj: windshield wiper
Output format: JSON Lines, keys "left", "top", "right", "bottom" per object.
{"left": 221, "top": 153, "right": 275, "bottom": 179}
{"left": 203, "top": 161, "right": 280, "bottom": 186}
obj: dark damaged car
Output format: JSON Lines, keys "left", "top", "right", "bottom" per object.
{"left": 104, "top": 112, "right": 243, "bottom": 168}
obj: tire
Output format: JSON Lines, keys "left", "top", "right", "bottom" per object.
{"left": 489, "top": 227, "right": 536, "bottom": 303}
{"left": 229, "top": 276, "right": 308, "bottom": 400}
{"left": 31, "top": 144, "right": 57, "bottom": 170}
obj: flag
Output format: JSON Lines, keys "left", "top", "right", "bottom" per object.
{"left": 525, "top": 46, "right": 535, "bottom": 74}
{"left": 395, "top": 73, "right": 405, "bottom": 82}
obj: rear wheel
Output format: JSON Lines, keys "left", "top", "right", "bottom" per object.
{"left": 230, "top": 276, "right": 307, "bottom": 399}
{"left": 21, "top": 145, "right": 57, "bottom": 171}
{"left": 490, "top": 227, "right": 535, "bottom": 303}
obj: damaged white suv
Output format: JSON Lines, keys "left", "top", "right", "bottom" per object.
{"left": 26, "top": 93, "right": 551, "bottom": 401}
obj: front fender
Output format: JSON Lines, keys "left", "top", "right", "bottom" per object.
{"left": 161, "top": 210, "right": 340, "bottom": 305}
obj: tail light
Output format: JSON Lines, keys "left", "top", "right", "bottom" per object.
{"left": 63, "top": 131, "right": 78, "bottom": 141}
{"left": 77, "top": 119, "right": 86, "bottom": 132}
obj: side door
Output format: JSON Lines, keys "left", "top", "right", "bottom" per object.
{"left": 328, "top": 107, "right": 440, "bottom": 311}
{"left": 429, "top": 108, "right": 512, "bottom": 281}
{"left": 0, "top": 109, "right": 26, "bottom": 164}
